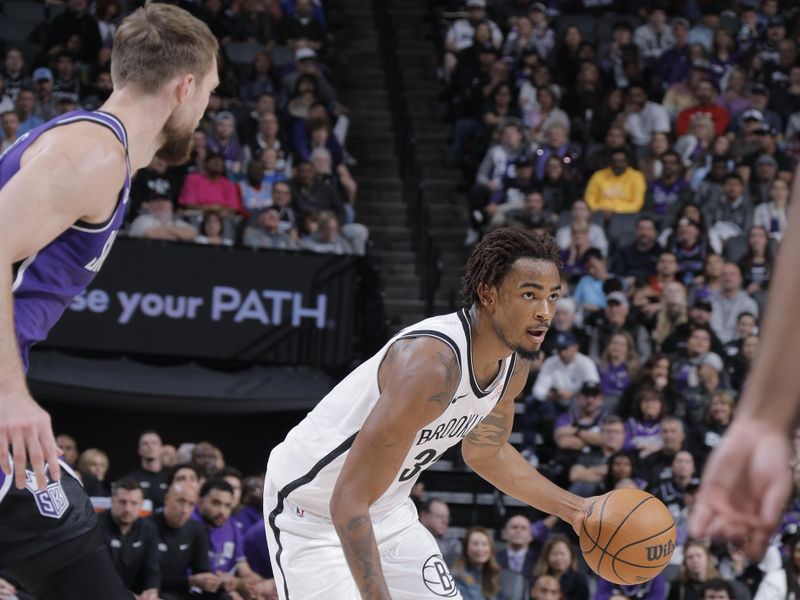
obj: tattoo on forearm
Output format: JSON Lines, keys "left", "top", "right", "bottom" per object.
{"left": 466, "top": 401, "right": 513, "bottom": 447}
{"left": 335, "top": 514, "right": 391, "bottom": 599}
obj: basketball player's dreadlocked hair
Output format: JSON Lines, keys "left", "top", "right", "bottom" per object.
{"left": 460, "top": 228, "right": 561, "bottom": 307}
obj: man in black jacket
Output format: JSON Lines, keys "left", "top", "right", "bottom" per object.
{"left": 151, "top": 482, "right": 233, "bottom": 600}
{"left": 97, "top": 478, "right": 161, "bottom": 599}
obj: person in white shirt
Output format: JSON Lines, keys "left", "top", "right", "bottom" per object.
{"left": 532, "top": 331, "right": 600, "bottom": 406}
{"left": 623, "top": 83, "right": 671, "bottom": 149}
{"left": 634, "top": 7, "right": 675, "bottom": 62}
{"left": 709, "top": 263, "right": 759, "bottom": 344}
{"left": 443, "top": 0, "right": 503, "bottom": 81}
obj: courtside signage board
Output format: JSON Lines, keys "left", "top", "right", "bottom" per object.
{"left": 43, "top": 239, "right": 359, "bottom": 368}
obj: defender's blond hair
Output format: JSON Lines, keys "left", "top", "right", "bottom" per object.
{"left": 111, "top": 2, "right": 218, "bottom": 93}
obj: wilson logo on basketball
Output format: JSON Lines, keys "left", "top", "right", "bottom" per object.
{"left": 645, "top": 539, "right": 675, "bottom": 562}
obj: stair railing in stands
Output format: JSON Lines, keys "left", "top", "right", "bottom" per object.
{"left": 372, "top": 0, "right": 442, "bottom": 316}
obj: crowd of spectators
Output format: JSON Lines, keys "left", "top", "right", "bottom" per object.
{"left": 0, "top": 431, "right": 279, "bottom": 600}
{"left": 0, "top": 0, "right": 368, "bottom": 256}
{"left": 434, "top": 0, "right": 800, "bottom": 598}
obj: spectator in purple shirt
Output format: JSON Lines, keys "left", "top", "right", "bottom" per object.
{"left": 624, "top": 386, "right": 666, "bottom": 458}
{"left": 598, "top": 330, "right": 640, "bottom": 399}
{"left": 231, "top": 476, "right": 263, "bottom": 534}
{"left": 553, "top": 381, "right": 607, "bottom": 456}
{"left": 193, "top": 480, "right": 260, "bottom": 598}
{"left": 207, "top": 111, "right": 244, "bottom": 179}
{"left": 646, "top": 151, "right": 691, "bottom": 219}
{"left": 595, "top": 573, "right": 667, "bottom": 600}
{"left": 243, "top": 519, "right": 273, "bottom": 580}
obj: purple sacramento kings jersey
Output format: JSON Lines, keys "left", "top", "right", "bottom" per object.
{"left": 0, "top": 110, "right": 131, "bottom": 370}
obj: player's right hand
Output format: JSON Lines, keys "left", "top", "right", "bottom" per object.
{"left": 689, "top": 417, "right": 792, "bottom": 559}
{"left": 0, "top": 390, "right": 61, "bottom": 490}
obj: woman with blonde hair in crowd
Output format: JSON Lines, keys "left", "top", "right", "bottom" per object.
{"left": 652, "top": 282, "right": 689, "bottom": 350}
{"left": 77, "top": 448, "right": 110, "bottom": 497}
{"left": 452, "top": 527, "right": 526, "bottom": 600}
{"left": 667, "top": 540, "right": 720, "bottom": 600}
{"left": 598, "top": 330, "right": 640, "bottom": 401}
{"left": 531, "top": 535, "right": 588, "bottom": 600}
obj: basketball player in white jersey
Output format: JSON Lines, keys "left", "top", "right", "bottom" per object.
{"left": 265, "top": 229, "right": 595, "bottom": 599}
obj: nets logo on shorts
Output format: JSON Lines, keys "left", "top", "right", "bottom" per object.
{"left": 422, "top": 554, "right": 458, "bottom": 597}
{"left": 24, "top": 469, "right": 69, "bottom": 519}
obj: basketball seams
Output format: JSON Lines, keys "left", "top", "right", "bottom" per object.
{"left": 581, "top": 491, "right": 615, "bottom": 554}
{"left": 595, "top": 496, "right": 655, "bottom": 576}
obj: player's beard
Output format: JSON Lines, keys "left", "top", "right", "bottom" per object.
{"left": 156, "top": 111, "right": 195, "bottom": 165}
{"left": 491, "top": 314, "right": 542, "bottom": 360}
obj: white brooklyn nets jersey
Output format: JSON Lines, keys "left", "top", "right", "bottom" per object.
{"left": 266, "top": 308, "right": 517, "bottom": 519}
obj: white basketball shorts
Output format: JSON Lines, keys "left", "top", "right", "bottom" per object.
{"left": 263, "top": 476, "right": 463, "bottom": 599}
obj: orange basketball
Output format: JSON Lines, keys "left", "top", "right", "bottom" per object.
{"left": 579, "top": 488, "right": 676, "bottom": 586}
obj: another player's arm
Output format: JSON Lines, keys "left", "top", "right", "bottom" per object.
{"left": 461, "top": 358, "right": 586, "bottom": 529}
{"left": 329, "top": 337, "right": 460, "bottom": 600}
{"left": 0, "top": 124, "right": 126, "bottom": 489}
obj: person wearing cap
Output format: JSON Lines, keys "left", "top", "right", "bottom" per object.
{"left": 634, "top": 6, "right": 675, "bottom": 62}
{"left": 128, "top": 192, "right": 198, "bottom": 242}
{"left": 741, "top": 121, "right": 794, "bottom": 184}
{"left": 32, "top": 68, "right": 57, "bottom": 122}
{"left": 281, "top": 47, "right": 340, "bottom": 112}
{"left": 243, "top": 206, "right": 299, "bottom": 251}
{"left": 532, "top": 331, "right": 600, "bottom": 407}
{"left": 676, "top": 79, "right": 730, "bottom": 137}
{"left": 747, "top": 83, "right": 783, "bottom": 135}
{"left": 553, "top": 382, "right": 607, "bottom": 455}
{"left": 584, "top": 148, "right": 646, "bottom": 214}
{"left": 280, "top": 0, "right": 325, "bottom": 51}
{"left": 585, "top": 289, "right": 652, "bottom": 363}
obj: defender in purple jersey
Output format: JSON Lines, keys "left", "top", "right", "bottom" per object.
{"left": 0, "top": 4, "right": 219, "bottom": 598}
